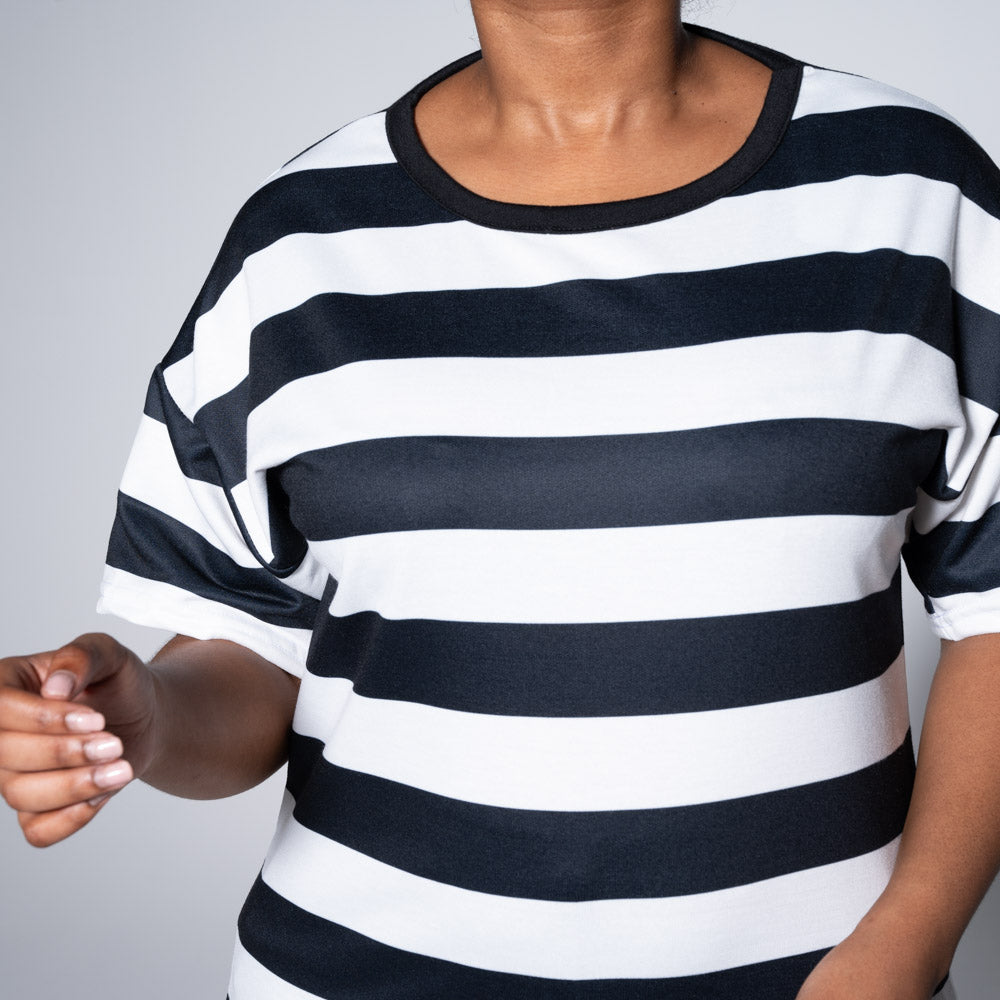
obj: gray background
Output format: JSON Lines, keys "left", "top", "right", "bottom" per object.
{"left": 2, "top": 1, "right": 998, "bottom": 997}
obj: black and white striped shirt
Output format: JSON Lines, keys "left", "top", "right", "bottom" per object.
{"left": 97, "top": 22, "right": 997, "bottom": 1000}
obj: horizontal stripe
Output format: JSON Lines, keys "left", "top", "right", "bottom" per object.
{"left": 105, "top": 494, "right": 324, "bottom": 622}
{"left": 276, "top": 111, "right": 395, "bottom": 175}
{"left": 96, "top": 567, "right": 312, "bottom": 676}
{"left": 952, "top": 291, "right": 1000, "bottom": 413}
{"left": 230, "top": 940, "right": 325, "bottom": 1000}
{"left": 292, "top": 650, "right": 911, "bottom": 811}
{"left": 236, "top": 874, "right": 831, "bottom": 998}
{"left": 261, "top": 797, "right": 900, "bottom": 979}
{"left": 164, "top": 172, "right": 999, "bottom": 418}
{"left": 759, "top": 103, "right": 1000, "bottom": 220}
{"left": 278, "top": 418, "right": 940, "bottom": 540}
{"left": 302, "top": 567, "right": 904, "bottom": 714}
{"left": 311, "top": 510, "right": 909, "bottom": 625}
{"left": 793, "top": 67, "right": 966, "bottom": 129}
{"left": 196, "top": 165, "right": 456, "bottom": 316}
{"left": 239, "top": 249, "right": 956, "bottom": 409}
{"left": 286, "top": 729, "right": 914, "bottom": 899}
{"left": 247, "top": 329, "right": 962, "bottom": 478}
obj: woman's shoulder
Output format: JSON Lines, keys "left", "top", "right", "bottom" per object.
{"left": 214, "top": 108, "right": 420, "bottom": 267}
{"left": 260, "top": 110, "right": 397, "bottom": 189}
{"left": 794, "top": 58, "right": 997, "bottom": 184}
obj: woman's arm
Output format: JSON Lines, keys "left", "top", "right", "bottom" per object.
{"left": 0, "top": 631, "right": 300, "bottom": 847}
{"left": 142, "top": 633, "right": 301, "bottom": 798}
{"left": 796, "top": 632, "right": 1000, "bottom": 999}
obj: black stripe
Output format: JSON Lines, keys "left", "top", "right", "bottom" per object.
{"left": 160, "top": 163, "right": 458, "bottom": 369}
{"left": 105, "top": 494, "right": 320, "bottom": 630}
{"left": 237, "top": 873, "right": 834, "bottom": 999}
{"left": 232, "top": 164, "right": 456, "bottom": 265}
{"left": 952, "top": 291, "right": 1000, "bottom": 421}
{"left": 752, "top": 103, "right": 1000, "bottom": 218}
{"left": 141, "top": 370, "right": 226, "bottom": 488}
{"left": 243, "top": 250, "right": 958, "bottom": 410}
{"left": 286, "top": 731, "right": 914, "bottom": 900}
{"left": 902, "top": 502, "right": 1000, "bottom": 601}
{"left": 190, "top": 379, "right": 249, "bottom": 485}
{"left": 277, "top": 418, "right": 941, "bottom": 541}
{"left": 303, "top": 567, "right": 904, "bottom": 715}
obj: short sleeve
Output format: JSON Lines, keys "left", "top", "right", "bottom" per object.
{"left": 95, "top": 177, "right": 327, "bottom": 676}
{"left": 900, "top": 124, "right": 1000, "bottom": 642}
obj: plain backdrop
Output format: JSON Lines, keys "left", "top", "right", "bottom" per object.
{"left": 2, "top": 2, "right": 999, "bottom": 997}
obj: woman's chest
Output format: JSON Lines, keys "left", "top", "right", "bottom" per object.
{"left": 246, "top": 259, "right": 956, "bottom": 551}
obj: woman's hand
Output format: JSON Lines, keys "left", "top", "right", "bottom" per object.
{"left": 795, "top": 902, "right": 950, "bottom": 1000}
{"left": 0, "top": 632, "right": 159, "bottom": 847}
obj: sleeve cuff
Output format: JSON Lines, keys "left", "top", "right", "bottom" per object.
{"left": 96, "top": 567, "right": 310, "bottom": 677}
{"left": 926, "top": 587, "right": 1000, "bottom": 642}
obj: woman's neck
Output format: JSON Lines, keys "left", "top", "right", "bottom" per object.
{"left": 466, "top": 0, "right": 693, "bottom": 144}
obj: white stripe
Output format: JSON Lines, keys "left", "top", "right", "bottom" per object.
{"left": 281, "top": 548, "right": 331, "bottom": 603}
{"left": 163, "top": 265, "right": 251, "bottom": 419}
{"left": 310, "top": 510, "right": 909, "bottom": 626}
{"left": 261, "top": 799, "right": 900, "bottom": 979}
{"left": 293, "top": 650, "right": 911, "bottom": 811}
{"left": 96, "top": 566, "right": 311, "bottom": 676}
{"left": 947, "top": 396, "right": 1000, "bottom": 499}
{"left": 118, "top": 415, "right": 260, "bottom": 568}
{"left": 246, "top": 329, "right": 963, "bottom": 473}
{"left": 794, "top": 66, "right": 967, "bottom": 132}
{"left": 230, "top": 478, "right": 275, "bottom": 565}
{"left": 913, "top": 430, "right": 1000, "bottom": 533}
{"left": 229, "top": 939, "right": 323, "bottom": 1000}
{"left": 164, "top": 172, "right": 995, "bottom": 418}
{"left": 271, "top": 112, "right": 394, "bottom": 178}
{"left": 927, "top": 586, "right": 1000, "bottom": 642}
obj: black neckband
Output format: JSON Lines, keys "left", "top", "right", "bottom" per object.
{"left": 385, "top": 22, "right": 805, "bottom": 235}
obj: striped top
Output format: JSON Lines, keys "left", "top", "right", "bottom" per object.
{"left": 95, "top": 21, "right": 1000, "bottom": 1000}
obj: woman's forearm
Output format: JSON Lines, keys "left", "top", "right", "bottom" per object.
{"left": 141, "top": 635, "right": 301, "bottom": 799}
{"left": 862, "top": 632, "right": 1000, "bottom": 981}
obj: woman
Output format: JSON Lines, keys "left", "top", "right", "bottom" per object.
{"left": 1, "top": 2, "right": 998, "bottom": 997}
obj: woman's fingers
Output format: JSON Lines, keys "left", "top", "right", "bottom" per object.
{"left": 0, "top": 686, "right": 105, "bottom": 735}
{"left": 0, "top": 730, "right": 123, "bottom": 771}
{"left": 0, "top": 635, "right": 147, "bottom": 847}
{"left": 1, "top": 758, "right": 133, "bottom": 814}
{"left": 17, "top": 792, "right": 116, "bottom": 849}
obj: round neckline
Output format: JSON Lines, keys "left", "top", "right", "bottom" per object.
{"left": 385, "top": 22, "right": 804, "bottom": 235}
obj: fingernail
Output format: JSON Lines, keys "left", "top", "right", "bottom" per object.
{"left": 93, "top": 760, "right": 132, "bottom": 789}
{"left": 88, "top": 793, "right": 111, "bottom": 808}
{"left": 42, "top": 671, "right": 75, "bottom": 699}
{"left": 84, "top": 735, "right": 122, "bottom": 762}
{"left": 66, "top": 711, "right": 105, "bottom": 733}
